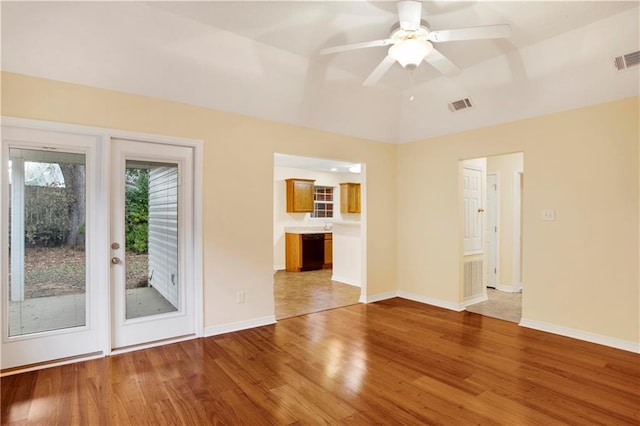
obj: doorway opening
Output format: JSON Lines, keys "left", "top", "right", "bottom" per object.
{"left": 273, "top": 153, "right": 366, "bottom": 320}
{"left": 460, "top": 152, "right": 524, "bottom": 323}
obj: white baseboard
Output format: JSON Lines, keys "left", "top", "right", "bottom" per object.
{"left": 519, "top": 318, "right": 640, "bottom": 354}
{"left": 463, "top": 293, "right": 488, "bottom": 307}
{"left": 331, "top": 275, "right": 361, "bottom": 287}
{"left": 364, "top": 291, "right": 398, "bottom": 303}
{"left": 495, "top": 284, "right": 521, "bottom": 293}
{"left": 397, "top": 291, "right": 465, "bottom": 312}
{"left": 204, "top": 315, "right": 277, "bottom": 338}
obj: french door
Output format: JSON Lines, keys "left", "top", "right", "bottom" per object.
{"left": 2, "top": 123, "right": 199, "bottom": 370}
{"left": 110, "top": 139, "right": 195, "bottom": 349}
{"left": 1, "top": 126, "right": 106, "bottom": 369}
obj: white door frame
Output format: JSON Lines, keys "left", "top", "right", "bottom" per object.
{"left": 1, "top": 117, "right": 203, "bottom": 367}
{"left": 486, "top": 172, "right": 500, "bottom": 288}
{"left": 110, "top": 139, "right": 196, "bottom": 350}
{"left": 512, "top": 171, "right": 524, "bottom": 291}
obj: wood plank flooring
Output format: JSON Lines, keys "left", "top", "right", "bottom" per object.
{"left": 2, "top": 298, "right": 639, "bottom": 425}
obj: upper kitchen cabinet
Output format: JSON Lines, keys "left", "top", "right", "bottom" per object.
{"left": 340, "top": 182, "right": 361, "bottom": 213}
{"left": 285, "top": 178, "right": 315, "bottom": 213}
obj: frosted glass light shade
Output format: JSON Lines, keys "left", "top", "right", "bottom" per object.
{"left": 388, "top": 39, "right": 433, "bottom": 68}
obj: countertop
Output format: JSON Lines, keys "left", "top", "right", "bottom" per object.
{"left": 284, "top": 226, "right": 332, "bottom": 234}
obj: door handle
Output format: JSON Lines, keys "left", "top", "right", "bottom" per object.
{"left": 111, "top": 257, "right": 122, "bottom": 265}
{"left": 477, "top": 208, "right": 485, "bottom": 213}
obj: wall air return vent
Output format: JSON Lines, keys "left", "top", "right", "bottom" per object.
{"left": 448, "top": 98, "right": 473, "bottom": 112}
{"left": 613, "top": 50, "right": 640, "bottom": 71}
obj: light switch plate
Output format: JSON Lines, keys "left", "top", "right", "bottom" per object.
{"left": 542, "top": 209, "right": 555, "bottom": 221}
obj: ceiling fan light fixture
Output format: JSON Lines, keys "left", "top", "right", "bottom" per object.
{"left": 388, "top": 39, "right": 433, "bottom": 68}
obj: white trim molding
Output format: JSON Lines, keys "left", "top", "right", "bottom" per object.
{"left": 495, "top": 284, "right": 522, "bottom": 293}
{"left": 519, "top": 318, "right": 640, "bottom": 354}
{"left": 463, "top": 293, "right": 488, "bottom": 307}
{"left": 512, "top": 171, "right": 523, "bottom": 291}
{"left": 365, "top": 291, "right": 467, "bottom": 312}
{"left": 363, "top": 291, "right": 398, "bottom": 304}
{"left": 204, "top": 316, "right": 276, "bottom": 338}
{"left": 331, "top": 275, "right": 361, "bottom": 288}
{"left": 486, "top": 171, "right": 500, "bottom": 289}
{"left": 397, "top": 291, "right": 465, "bottom": 312}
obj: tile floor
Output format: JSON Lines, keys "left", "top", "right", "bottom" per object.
{"left": 273, "top": 269, "right": 361, "bottom": 320}
{"left": 465, "top": 288, "right": 522, "bottom": 323}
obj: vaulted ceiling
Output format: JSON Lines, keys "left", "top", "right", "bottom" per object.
{"left": 2, "top": 1, "right": 639, "bottom": 143}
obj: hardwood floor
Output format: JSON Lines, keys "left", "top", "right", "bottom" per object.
{"left": 2, "top": 298, "right": 639, "bottom": 425}
{"left": 274, "top": 269, "right": 361, "bottom": 320}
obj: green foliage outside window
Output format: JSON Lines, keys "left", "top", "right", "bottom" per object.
{"left": 125, "top": 169, "right": 149, "bottom": 254}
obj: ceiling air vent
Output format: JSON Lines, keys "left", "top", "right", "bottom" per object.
{"left": 613, "top": 50, "right": 640, "bottom": 71}
{"left": 448, "top": 98, "right": 473, "bottom": 112}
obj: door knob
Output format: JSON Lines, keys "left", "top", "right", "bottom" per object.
{"left": 477, "top": 208, "right": 485, "bottom": 213}
{"left": 111, "top": 257, "right": 122, "bottom": 265}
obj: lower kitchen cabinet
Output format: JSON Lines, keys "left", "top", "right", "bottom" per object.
{"left": 285, "top": 232, "right": 332, "bottom": 272}
{"left": 324, "top": 233, "right": 332, "bottom": 269}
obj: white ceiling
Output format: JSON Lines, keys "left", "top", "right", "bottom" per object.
{"left": 2, "top": 1, "right": 639, "bottom": 143}
{"left": 274, "top": 153, "right": 360, "bottom": 174}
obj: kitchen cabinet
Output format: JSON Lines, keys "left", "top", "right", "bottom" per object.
{"left": 340, "top": 182, "right": 361, "bottom": 213}
{"left": 286, "top": 178, "right": 315, "bottom": 213}
{"left": 324, "top": 233, "right": 332, "bottom": 269}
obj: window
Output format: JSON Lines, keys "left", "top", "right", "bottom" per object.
{"left": 311, "top": 186, "right": 333, "bottom": 218}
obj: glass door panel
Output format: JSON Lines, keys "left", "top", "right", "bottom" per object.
{"left": 124, "top": 161, "right": 179, "bottom": 319}
{"left": 8, "top": 149, "right": 87, "bottom": 336}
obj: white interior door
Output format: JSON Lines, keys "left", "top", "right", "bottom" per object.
{"left": 110, "top": 139, "right": 195, "bottom": 349}
{"left": 486, "top": 174, "right": 499, "bottom": 287}
{"left": 463, "top": 166, "right": 483, "bottom": 254}
{"left": 1, "top": 126, "right": 107, "bottom": 369}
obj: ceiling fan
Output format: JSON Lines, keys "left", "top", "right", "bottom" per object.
{"left": 319, "top": 0, "right": 511, "bottom": 86}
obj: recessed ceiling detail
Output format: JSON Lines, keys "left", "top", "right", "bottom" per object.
{"left": 1, "top": 2, "right": 639, "bottom": 144}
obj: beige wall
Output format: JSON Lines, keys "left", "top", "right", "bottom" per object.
{"left": 1, "top": 72, "right": 398, "bottom": 329}
{"left": 487, "top": 152, "right": 524, "bottom": 289}
{"left": 2, "top": 72, "right": 638, "bottom": 347}
{"left": 398, "top": 97, "right": 639, "bottom": 343}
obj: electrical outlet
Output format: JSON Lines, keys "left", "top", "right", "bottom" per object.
{"left": 236, "top": 291, "right": 245, "bottom": 304}
{"left": 542, "top": 209, "right": 555, "bottom": 221}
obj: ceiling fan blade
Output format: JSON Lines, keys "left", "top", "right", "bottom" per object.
{"left": 397, "top": 0, "right": 422, "bottom": 31}
{"left": 363, "top": 55, "right": 396, "bottom": 86}
{"left": 428, "top": 24, "right": 511, "bottom": 42}
{"left": 319, "top": 39, "right": 393, "bottom": 55}
{"left": 423, "top": 49, "right": 461, "bottom": 76}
